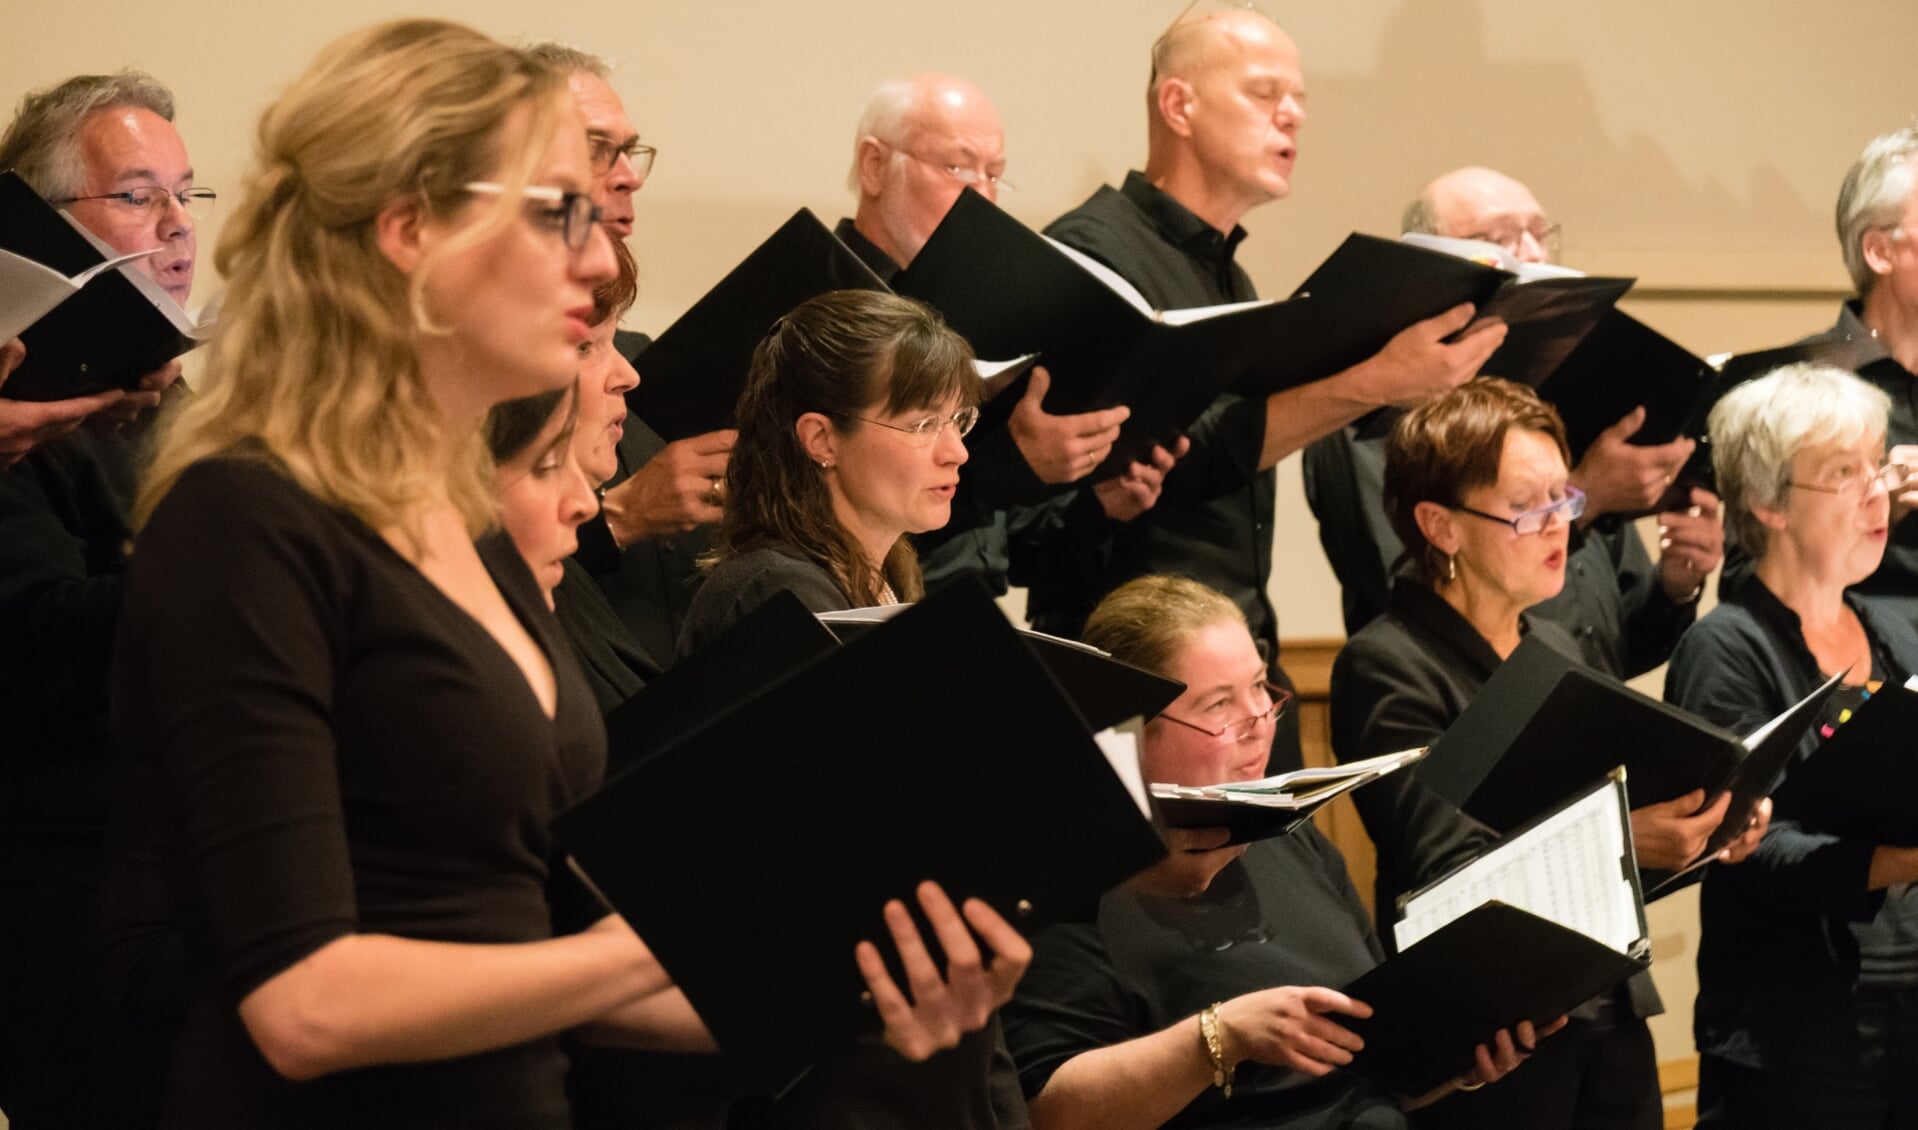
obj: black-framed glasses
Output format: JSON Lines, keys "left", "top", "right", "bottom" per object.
{"left": 587, "top": 135, "right": 657, "bottom": 179}
{"left": 462, "top": 182, "right": 602, "bottom": 251}
{"left": 891, "top": 146, "right": 1015, "bottom": 193}
{"left": 1790, "top": 460, "right": 1913, "bottom": 499}
{"left": 58, "top": 186, "right": 216, "bottom": 218}
{"left": 838, "top": 405, "right": 981, "bottom": 445}
{"left": 1455, "top": 485, "right": 1587, "bottom": 536}
{"left": 1157, "top": 682, "right": 1292, "bottom": 742}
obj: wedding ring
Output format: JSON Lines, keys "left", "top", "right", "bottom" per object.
{"left": 705, "top": 476, "right": 724, "bottom": 507}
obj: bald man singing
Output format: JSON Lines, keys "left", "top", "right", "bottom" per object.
{"left": 1023, "top": 10, "right": 1502, "bottom": 773}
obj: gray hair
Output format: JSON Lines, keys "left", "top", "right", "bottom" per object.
{"left": 0, "top": 71, "right": 175, "bottom": 202}
{"left": 1836, "top": 125, "right": 1918, "bottom": 295}
{"left": 847, "top": 78, "right": 922, "bottom": 192}
{"left": 1402, "top": 190, "right": 1440, "bottom": 236}
{"left": 521, "top": 41, "right": 611, "bottom": 79}
{"left": 1709, "top": 362, "right": 1891, "bottom": 559}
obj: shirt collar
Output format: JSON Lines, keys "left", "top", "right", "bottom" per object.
{"left": 1387, "top": 576, "right": 1524, "bottom": 679}
{"left": 1832, "top": 299, "right": 1896, "bottom": 370}
{"left": 1119, "top": 170, "right": 1247, "bottom": 268}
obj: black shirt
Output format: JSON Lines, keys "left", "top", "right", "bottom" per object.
{"left": 1664, "top": 573, "right": 1918, "bottom": 1074}
{"left": 554, "top": 557, "right": 661, "bottom": 715}
{"left": 1721, "top": 300, "right": 1918, "bottom": 625}
{"left": 110, "top": 456, "right": 606, "bottom": 1129}
{"left": 1031, "top": 171, "right": 1275, "bottom": 652}
{"left": 1300, "top": 413, "right": 1695, "bottom": 678}
{"left": 1328, "top": 580, "right": 1663, "bottom": 1021}
{"left": 1004, "top": 832, "right": 1403, "bottom": 1130}
{"left": 675, "top": 541, "right": 1030, "bottom": 1130}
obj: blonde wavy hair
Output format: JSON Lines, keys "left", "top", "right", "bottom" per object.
{"left": 136, "top": 19, "right": 572, "bottom": 545}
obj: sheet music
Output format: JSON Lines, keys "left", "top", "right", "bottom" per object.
{"left": 1095, "top": 722, "right": 1150, "bottom": 818}
{"left": 1394, "top": 777, "right": 1640, "bottom": 955}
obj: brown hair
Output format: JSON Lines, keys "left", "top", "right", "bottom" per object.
{"left": 592, "top": 237, "right": 638, "bottom": 327}
{"left": 1383, "top": 378, "right": 1571, "bottom": 585}
{"left": 717, "top": 289, "right": 977, "bottom": 606}
{"left": 1083, "top": 574, "right": 1245, "bottom": 681}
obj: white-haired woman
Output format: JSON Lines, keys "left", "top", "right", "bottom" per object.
{"left": 1667, "top": 362, "right": 1918, "bottom": 1128}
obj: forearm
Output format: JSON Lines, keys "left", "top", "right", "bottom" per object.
{"left": 1257, "top": 367, "right": 1387, "bottom": 472}
{"left": 579, "top": 987, "right": 719, "bottom": 1053}
{"left": 1027, "top": 1019, "right": 1215, "bottom": 1130}
{"left": 239, "top": 925, "right": 672, "bottom": 1081}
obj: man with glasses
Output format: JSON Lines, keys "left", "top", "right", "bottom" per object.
{"left": 839, "top": 73, "right": 1182, "bottom": 595}
{"left": 1302, "top": 165, "right": 1722, "bottom": 681}
{"left": 0, "top": 69, "right": 199, "bottom": 1130}
{"left": 1720, "top": 126, "right": 1918, "bottom": 625}
{"left": 525, "top": 43, "right": 739, "bottom": 670}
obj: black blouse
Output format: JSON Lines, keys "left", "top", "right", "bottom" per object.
{"left": 1664, "top": 573, "right": 1918, "bottom": 1074}
{"left": 110, "top": 455, "right": 605, "bottom": 1129}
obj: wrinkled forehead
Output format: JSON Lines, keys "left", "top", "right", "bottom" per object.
{"left": 79, "top": 106, "right": 192, "bottom": 187}
{"left": 1437, "top": 174, "right": 1546, "bottom": 233}
{"left": 568, "top": 70, "right": 636, "bottom": 142}
{"left": 1169, "top": 12, "right": 1302, "bottom": 90}
{"left": 900, "top": 86, "right": 1004, "bottom": 157}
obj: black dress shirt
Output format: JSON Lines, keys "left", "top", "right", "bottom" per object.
{"left": 1664, "top": 573, "right": 1918, "bottom": 1076}
{"left": 1031, "top": 171, "right": 1275, "bottom": 652}
{"left": 1301, "top": 413, "right": 1695, "bottom": 678}
{"left": 1721, "top": 300, "right": 1918, "bottom": 625}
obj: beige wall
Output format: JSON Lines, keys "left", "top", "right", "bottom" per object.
{"left": 7, "top": 0, "right": 1913, "bottom": 1075}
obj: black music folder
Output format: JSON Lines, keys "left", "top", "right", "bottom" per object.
{"left": 1529, "top": 309, "right": 1715, "bottom": 463}
{"left": 1777, "top": 679, "right": 1918, "bottom": 844}
{"left": 600, "top": 590, "right": 840, "bottom": 776}
{"left": 892, "top": 189, "right": 1326, "bottom": 478}
{"left": 627, "top": 208, "right": 890, "bottom": 442}
{"left": 1418, "top": 636, "right": 1839, "bottom": 879}
{"left": 1344, "top": 772, "right": 1650, "bottom": 1095}
{"left": 816, "top": 603, "right": 1184, "bottom": 734}
{"left": 1149, "top": 747, "right": 1427, "bottom": 845}
{"left": 554, "top": 583, "right": 1167, "bottom": 1087}
{"left": 0, "top": 171, "right": 206, "bottom": 401}
{"left": 1286, "top": 232, "right": 1633, "bottom": 391}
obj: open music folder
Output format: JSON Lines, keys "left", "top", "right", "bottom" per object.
{"left": 554, "top": 582, "right": 1167, "bottom": 1088}
{"left": 1776, "top": 677, "right": 1918, "bottom": 844}
{"left": 0, "top": 171, "right": 207, "bottom": 401}
{"left": 1343, "top": 771, "right": 1650, "bottom": 1096}
{"left": 1148, "top": 747, "right": 1427, "bottom": 846}
{"left": 892, "top": 189, "right": 1328, "bottom": 478}
{"left": 1418, "top": 636, "right": 1841, "bottom": 888}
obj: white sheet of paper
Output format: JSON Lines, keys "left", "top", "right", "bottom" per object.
{"left": 1095, "top": 722, "right": 1151, "bottom": 818}
{"left": 0, "top": 245, "right": 159, "bottom": 342}
{"left": 1394, "top": 778, "right": 1640, "bottom": 955}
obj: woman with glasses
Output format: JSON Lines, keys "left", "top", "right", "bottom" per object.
{"left": 678, "top": 287, "right": 1031, "bottom": 1129}
{"left": 1665, "top": 363, "right": 1918, "bottom": 1129}
{"left": 101, "top": 21, "right": 703, "bottom": 1129}
{"left": 1327, "top": 378, "right": 1761, "bottom": 1130}
{"left": 1003, "top": 574, "right": 1547, "bottom": 1130}
{"left": 679, "top": 288, "right": 981, "bottom": 655}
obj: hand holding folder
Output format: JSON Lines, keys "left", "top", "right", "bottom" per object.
{"left": 557, "top": 583, "right": 1167, "bottom": 1087}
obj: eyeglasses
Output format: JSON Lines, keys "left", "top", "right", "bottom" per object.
{"left": 462, "top": 182, "right": 602, "bottom": 251}
{"left": 1789, "top": 460, "right": 1913, "bottom": 499}
{"left": 1455, "top": 485, "right": 1587, "bottom": 536}
{"left": 1157, "top": 682, "right": 1292, "bottom": 742}
{"left": 838, "top": 405, "right": 981, "bottom": 445}
{"left": 58, "top": 186, "right": 216, "bottom": 219}
{"left": 587, "top": 135, "right": 657, "bottom": 179}
{"left": 891, "top": 146, "right": 1016, "bottom": 193}
{"left": 1460, "top": 220, "right": 1562, "bottom": 261}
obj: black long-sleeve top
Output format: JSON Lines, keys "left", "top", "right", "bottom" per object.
{"left": 1664, "top": 572, "right": 1918, "bottom": 1074}
{"left": 1329, "top": 579, "right": 1662, "bottom": 1019}
{"left": 1027, "top": 172, "right": 1276, "bottom": 654}
{"left": 109, "top": 455, "right": 605, "bottom": 1129}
